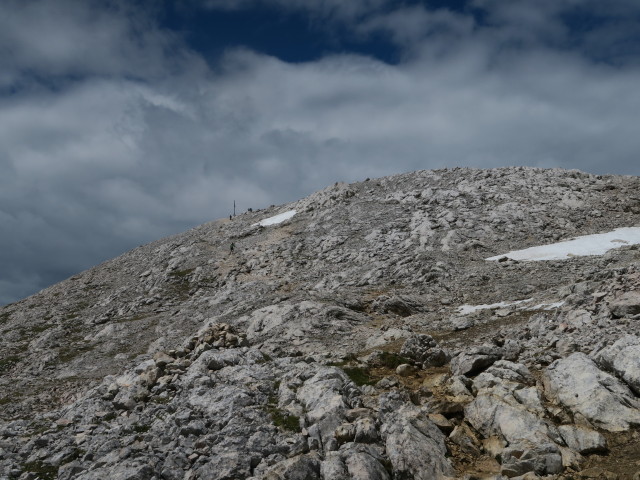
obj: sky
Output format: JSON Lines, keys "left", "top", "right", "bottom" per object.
{"left": 1, "top": 0, "right": 640, "bottom": 306}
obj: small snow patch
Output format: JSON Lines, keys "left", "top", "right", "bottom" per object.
{"left": 254, "top": 210, "right": 297, "bottom": 227}
{"left": 487, "top": 227, "right": 640, "bottom": 261}
{"left": 456, "top": 299, "right": 565, "bottom": 316}
{"left": 457, "top": 299, "right": 532, "bottom": 315}
{"left": 528, "top": 301, "right": 564, "bottom": 311}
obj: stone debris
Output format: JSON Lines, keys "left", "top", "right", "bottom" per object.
{"left": 2, "top": 167, "right": 640, "bottom": 478}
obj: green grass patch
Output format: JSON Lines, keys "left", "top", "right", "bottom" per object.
{"left": 264, "top": 384, "right": 301, "bottom": 432}
{"left": 377, "top": 351, "right": 411, "bottom": 369}
{"left": 266, "top": 405, "right": 301, "bottom": 432}
{"left": 58, "top": 343, "right": 94, "bottom": 363}
{"left": 28, "top": 421, "right": 52, "bottom": 436}
{"left": 31, "top": 323, "right": 53, "bottom": 334}
{"left": 169, "top": 268, "right": 196, "bottom": 278}
{"left": 342, "top": 367, "right": 376, "bottom": 386}
{"left": 150, "top": 395, "right": 171, "bottom": 404}
{"left": 0, "top": 312, "right": 11, "bottom": 324}
{"left": 0, "top": 355, "right": 20, "bottom": 373}
{"left": 327, "top": 353, "right": 357, "bottom": 368}
{"left": 63, "top": 301, "right": 91, "bottom": 321}
{"left": 168, "top": 268, "right": 197, "bottom": 299}
{"left": 133, "top": 424, "right": 151, "bottom": 433}
{"left": 22, "top": 461, "right": 58, "bottom": 480}
{"left": 0, "top": 396, "right": 11, "bottom": 406}
{"left": 101, "top": 412, "right": 118, "bottom": 422}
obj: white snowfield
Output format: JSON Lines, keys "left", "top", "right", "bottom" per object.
{"left": 254, "top": 210, "right": 297, "bottom": 227}
{"left": 486, "top": 227, "right": 640, "bottom": 261}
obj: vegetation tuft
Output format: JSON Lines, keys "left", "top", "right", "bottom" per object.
{"left": 342, "top": 366, "right": 376, "bottom": 386}
{"left": 0, "top": 355, "right": 20, "bottom": 374}
{"left": 377, "top": 351, "right": 411, "bottom": 369}
{"left": 168, "top": 268, "right": 196, "bottom": 298}
{"left": 133, "top": 424, "right": 151, "bottom": 433}
{"left": 169, "top": 268, "right": 196, "bottom": 278}
{"left": 267, "top": 405, "right": 301, "bottom": 432}
{"left": 22, "top": 461, "right": 58, "bottom": 480}
{"left": 265, "top": 382, "right": 301, "bottom": 432}
{"left": 58, "top": 343, "right": 94, "bottom": 363}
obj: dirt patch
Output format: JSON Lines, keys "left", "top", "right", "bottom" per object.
{"left": 430, "top": 309, "right": 541, "bottom": 348}
{"left": 577, "top": 430, "right": 640, "bottom": 480}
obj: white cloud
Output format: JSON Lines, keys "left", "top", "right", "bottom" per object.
{"left": 2, "top": 0, "right": 640, "bottom": 304}
{"left": 357, "top": 5, "right": 475, "bottom": 51}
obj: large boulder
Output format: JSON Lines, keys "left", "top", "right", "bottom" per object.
{"left": 557, "top": 425, "right": 607, "bottom": 454}
{"left": 543, "top": 353, "right": 640, "bottom": 432}
{"left": 450, "top": 344, "right": 501, "bottom": 376}
{"left": 294, "top": 367, "right": 361, "bottom": 449}
{"left": 320, "top": 445, "right": 389, "bottom": 480}
{"left": 608, "top": 292, "right": 640, "bottom": 317}
{"left": 465, "top": 393, "right": 558, "bottom": 446}
{"left": 380, "top": 402, "right": 454, "bottom": 479}
{"left": 256, "top": 454, "right": 321, "bottom": 480}
{"left": 400, "top": 334, "right": 450, "bottom": 368}
{"left": 595, "top": 335, "right": 640, "bottom": 395}
{"left": 500, "top": 443, "right": 563, "bottom": 478}
{"left": 465, "top": 361, "right": 566, "bottom": 477}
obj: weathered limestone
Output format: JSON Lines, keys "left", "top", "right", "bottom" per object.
{"left": 400, "top": 334, "right": 450, "bottom": 368}
{"left": 3, "top": 168, "right": 640, "bottom": 479}
{"left": 608, "top": 291, "right": 640, "bottom": 317}
{"left": 543, "top": 353, "right": 640, "bottom": 432}
{"left": 595, "top": 335, "right": 640, "bottom": 395}
{"left": 380, "top": 403, "right": 454, "bottom": 479}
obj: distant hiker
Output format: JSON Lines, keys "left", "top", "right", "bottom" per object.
{"left": 230, "top": 242, "right": 235, "bottom": 253}
{"left": 229, "top": 215, "right": 232, "bottom": 220}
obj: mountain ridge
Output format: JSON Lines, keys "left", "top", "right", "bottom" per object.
{"left": 2, "top": 166, "right": 640, "bottom": 479}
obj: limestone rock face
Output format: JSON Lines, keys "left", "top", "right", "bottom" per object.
{"left": 380, "top": 403, "right": 454, "bottom": 479}
{"left": 608, "top": 292, "right": 640, "bottom": 317}
{"left": 543, "top": 353, "right": 640, "bottom": 432}
{"left": 450, "top": 344, "right": 501, "bottom": 376}
{"left": 557, "top": 424, "right": 607, "bottom": 454}
{"left": 3, "top": 167, "right": 640, "bottom": 478}
{"left": 595, "top": 335, "right": 640, "bottom": 395}
{"left": 400, "top": 334, "right": 449, "bottom": 367}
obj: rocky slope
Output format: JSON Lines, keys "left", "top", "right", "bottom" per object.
{"left": 1, "top": 166, "right": 640, "bottom": 479}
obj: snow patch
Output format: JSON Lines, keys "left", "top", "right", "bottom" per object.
{"left": 487, "top": 227, "right": 640, "bottom": 261}
{"left": 529, "top": 301, "right": 565, "bottom": 311}
{"left": 456, "top": 299, "right": 532, "bottom": 315}
{"left": 456, "top": 299, "right": 566, "bottom": 316}
{"left": 254, "top": 210, "right": 297, "bottom": 227}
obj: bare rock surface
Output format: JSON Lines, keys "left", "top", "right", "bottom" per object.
{"left": 543, "top": 353, "right": 640, "bottom": 432}
{"left": 2, "top": 167, "right": 640, "bottom": 479}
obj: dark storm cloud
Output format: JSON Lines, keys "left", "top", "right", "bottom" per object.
{"left": 1, "top": 0, "right": 640, "bottom": 305}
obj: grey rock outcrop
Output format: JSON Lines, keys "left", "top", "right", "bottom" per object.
{"left": 399, "top": 334, "right": 449, "bottom": 368}
{"left": 3, "top": 167, "right": 640, "bottom": 479}
{"left": 594, "top": 334, "right": 640, "bottom": 395}
{"left": 608, "top": 291, "right": 640, "bottom": 317}
{"left": 380, "top": 403, "right": 454, "bottom": 479}
{"left": 543, "top": 353, "right": 640, "bottom": 431}
{"left": 450, "top": 344, "right": 501, "bottom": 376}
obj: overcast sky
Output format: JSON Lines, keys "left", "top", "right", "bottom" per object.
{"left": 1, "top": 0, "right": 640, "bottom": 306}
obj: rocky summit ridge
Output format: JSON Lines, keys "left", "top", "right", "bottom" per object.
{"left": 2, "top": 166, "right": 640, "bottom": 480}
